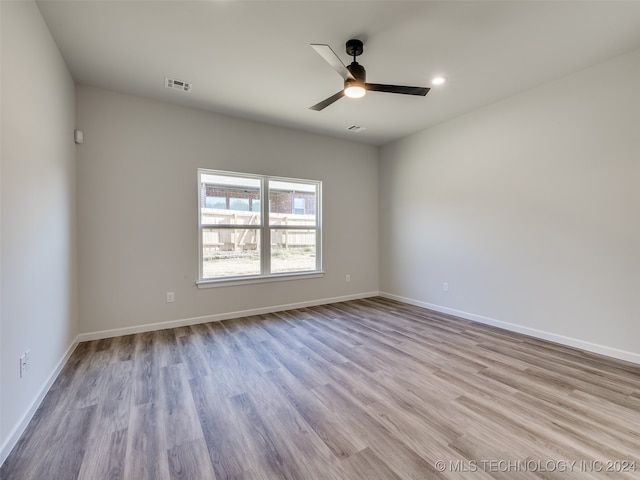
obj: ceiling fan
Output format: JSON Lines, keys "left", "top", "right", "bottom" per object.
{"left": 309, "top": 39, "right": 430, "bottom": 111}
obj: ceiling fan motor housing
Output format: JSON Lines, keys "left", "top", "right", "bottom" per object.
{"left": 347, "top": 62, "right": 366, "bottom": 81}
{"left": 346, "top": 62, "right": 366, "bottom": 90}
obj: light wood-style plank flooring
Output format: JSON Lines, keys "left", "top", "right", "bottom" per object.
{"left": 2, "top": 297, "right": 640, "bottom": 479}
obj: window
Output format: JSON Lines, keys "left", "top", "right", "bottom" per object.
{"left": 198, "top": 169, "right": 322, "bottom": 284}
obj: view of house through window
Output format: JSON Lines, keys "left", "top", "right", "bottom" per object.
{"left": 198, "top": 169, "right": 321, "bottom": 282}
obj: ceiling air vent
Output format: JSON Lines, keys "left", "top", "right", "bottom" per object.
{"left": 165, "top": 77, "right": 192, "bottom": 93}
{"left": 346, "top": 125, "right": 366, "bottom": 133}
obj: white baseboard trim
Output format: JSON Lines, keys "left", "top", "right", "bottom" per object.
{"left": 77, "top": 291, "right": 380, "bottom": 342}
{"left": 380, "top": 292, "right": 640, "bottom": 366}
{"left": 1, "top": 336, "right": 80, "bottom": 466}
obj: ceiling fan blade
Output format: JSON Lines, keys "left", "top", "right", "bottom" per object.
{"left": 366, "top": 83, "right": 430, "bottom": 96}
{"left": 311, "top": 44, "right": 355, "bottom": 81}
{"left": 309, "top": 90, "right": 345, "bottom": 111}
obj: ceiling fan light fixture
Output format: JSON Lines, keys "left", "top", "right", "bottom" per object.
{"left": 344, "top": 80, "right": 366, "bottom": 98}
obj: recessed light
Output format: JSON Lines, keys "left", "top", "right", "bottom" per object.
{"left": 431, "top": 76, "right": 446, "bottom": 86}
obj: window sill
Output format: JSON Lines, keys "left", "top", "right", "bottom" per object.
{"left": 196, "top": 271, "right": 325, "bottom": 289}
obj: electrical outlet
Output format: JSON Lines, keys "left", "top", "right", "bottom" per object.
{"left": 443, "top": 282, "right": 449, "bottom": 292}
{"left": 166, "top": 292, "right": 175, "bottom": 303}
{"left": 346, "top": 274, "right": 351, "bottom": 283}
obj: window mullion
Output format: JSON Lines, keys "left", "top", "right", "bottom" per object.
{"left": 316, "top": 185, "right": 322, "bottom": 271}
{"left": 262, "top": 177, "right": 270, "bottom": 275}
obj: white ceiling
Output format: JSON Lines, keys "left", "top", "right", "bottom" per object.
{"left": 37, "top": 1, "right": 640, "bottom": 146}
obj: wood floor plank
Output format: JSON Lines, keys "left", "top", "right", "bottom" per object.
{"left": 3, "top": 297, "right": 639, "bottom": 479}
{"left": 260, "top": 337, "right": 336, "bottom": 390}
{"left": 189, "top": 374, "right": 255, "bottom": 480}
{"left": 448, "top": 433, "right": 543, "bottom": 480}
{"left": 124, "top": 402, "right": 170, "bottom": 480}
{"left": 339, "top": 447, "right": 405, "bottom": 480}
{"left": 131, "top": 332, "right": 163, "bottom": 406}
{"left": 96, "top": 359, "right": 134, "bottom": 434}
{"left": 167, "top": 439, "right": 217, "bottom": 480}
{"left": 176, "top": 331, "right": 212, "bottom": 381}
{"left": 75, "top": 359, "right": 132, "bottom": 479}
{"left": 160, "top": 363, "right": 206, "bottom": 449}
{"left": 155, "top": 329, "right": 183, "bottom": 368}
{"left": 246, "top": 379, "right": 346, "bottom": 479}
{"left": 264, "top": 366, "right": 367, "bottom": 458}
{"left": 453, "top": 393, "right": 600, "bottom": 461}
{"left": 310, "top": 383, "right": 443, "bottom": 480}
{"left": 32, "top": 405, "right": 97, "bottom": 480}
{"left": 0, "top": 389, "right": 69, "bottom": 480}
{"left": 228, "top": 391, "right": 309, "bottom": 480}
{"left": 77, "top": 428, "right": 128, "bottom": 480}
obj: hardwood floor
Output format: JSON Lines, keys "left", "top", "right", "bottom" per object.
{"left": 2, "top": 297, "right": 639, "bottom": 479}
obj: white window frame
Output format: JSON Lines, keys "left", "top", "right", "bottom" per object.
{"left": 197, "top": 169, "right": 323, "bottom": 287}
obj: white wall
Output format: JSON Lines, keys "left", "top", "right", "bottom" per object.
{"left": 1, "top": 0, "right": 78, "bottom": 461}
{"left": 75, "top": 85, "right": 379, "bottom": 336}
{"left": 380, "top": 48, "right": 640, "bottom": 362}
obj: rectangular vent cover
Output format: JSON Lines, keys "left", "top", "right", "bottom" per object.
{"left": 165, "top": 77, "right": 192, "bottom": 93}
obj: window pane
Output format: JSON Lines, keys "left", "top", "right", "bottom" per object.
{"left": 293, "top": 198, "right": 305, "bottom": 214}
{"left": 202, "top": 228, "right": 261, "bottom": 278}
{"left": 269, "top": 180, "right": 317, "bottom": 226}
{"left": 271, "top": 229, "right": 316, "bottom": 273}
{"left": 200, "top": 173, "right": 261, "bottom": 225}
{"left": 205, "top": 196, "right": 226, "bottom": 209}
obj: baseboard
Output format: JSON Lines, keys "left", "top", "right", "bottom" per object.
{"left": 380, "top": 292, "right": 640, "bottom": 366}
{"left": 1, "top": 335, "right": 80, "bottom": 466}
{"left": 77, "top": 291, "right": 380, "bottom": 342}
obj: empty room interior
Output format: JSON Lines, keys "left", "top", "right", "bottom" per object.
{"left": 2, "top": 1, "right": 640, "bottom": 478}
